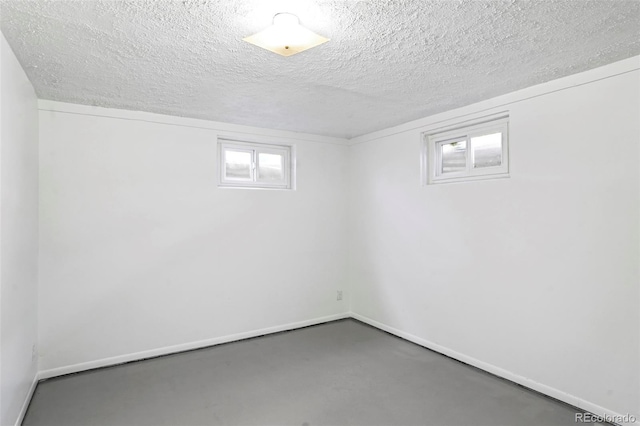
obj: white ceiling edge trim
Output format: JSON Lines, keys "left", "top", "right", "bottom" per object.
{"left": 37, "top": 100, "right": 350, "bottom": 146}
{"left": 37, "top": 54, "right": 639, "bottom": 148}
{"left": 349, "top": 55, "right": 640, "bottom": 146}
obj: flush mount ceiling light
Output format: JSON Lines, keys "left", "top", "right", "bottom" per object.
{"left": 243, "top": 13, "right": 329, "bottom": 57}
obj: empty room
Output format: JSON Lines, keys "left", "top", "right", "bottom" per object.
{"left": 0, "top": 0, "right": 639, "bottom": 425}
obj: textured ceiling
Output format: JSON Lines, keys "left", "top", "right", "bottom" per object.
{"left": 1, "top": 0, "right": 639, "bottom": 138}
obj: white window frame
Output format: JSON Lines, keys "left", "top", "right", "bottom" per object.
{"left": 423, "top": 115, "right": 509, "bottom": 185}
{"left": 218, "top": 139, "right": 292, "bottom": 189}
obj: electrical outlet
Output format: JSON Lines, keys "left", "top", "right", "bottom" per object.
{"left": 337, "top": 290, "right": 343, "bottom": 301}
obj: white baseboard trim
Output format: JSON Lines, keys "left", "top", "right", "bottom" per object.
{"left": 14, "top": 374, "right": 38, "bottom": 426}
{"left": 32, "top": 312, "right": 639, "bottom": 426}
{"left": 350, "top": 312, "right": 639, "bottom": 426}
{"left": 38, "top": 312, "right": 349, "bottom": 381}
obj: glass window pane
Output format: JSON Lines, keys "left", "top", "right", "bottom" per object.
{"left": 472, "top": 133, "right": 502, "bottom": 169}
{"left": 258, "top": 152, "right": 284, "bottom": 182}
{"left": 224, "top": 150, "right": 252, "bottom": 180}
{"left": 441, "top": 140, "right": 467, "bottom": 174}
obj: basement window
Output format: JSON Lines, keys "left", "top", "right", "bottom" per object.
{"left": 218, "top": 140, "right": 292, "bottom": 189}
{"left": 423, "top": 115, "right": 509, "bottom": 184}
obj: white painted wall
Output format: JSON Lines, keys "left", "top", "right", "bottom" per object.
{"left": 0, "top": 34, "right": 39, "bottom": 426}
{"left": 19, "top": 45, "right": 639, "bottom": 424}
{"left": 349, "top": 57, "right": 640, "bottom": 422}
{"left": 38, "top": 103, "right": 350, "bottom": 374}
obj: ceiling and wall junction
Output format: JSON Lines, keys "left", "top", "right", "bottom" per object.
{"left": 1, "top": 0, "right": 639, "bottom": 138}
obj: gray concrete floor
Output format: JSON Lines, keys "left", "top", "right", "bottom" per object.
{"left": 23, "top": 319, "right": 600, "bottom": 426}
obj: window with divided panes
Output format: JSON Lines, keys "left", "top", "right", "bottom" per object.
{"left": 218, "top": 140, "right": 292, "bottom": 189}
{"left": 424, "top": 115, "right": 509, "bottom": 184}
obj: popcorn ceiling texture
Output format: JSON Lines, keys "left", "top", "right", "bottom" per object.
{"left": 1, "top": 0, "right": 639, "bottom": 138}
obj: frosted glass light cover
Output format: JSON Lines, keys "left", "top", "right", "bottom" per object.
{"left": 243, "top": 13, "right": 329, "bottom": 57}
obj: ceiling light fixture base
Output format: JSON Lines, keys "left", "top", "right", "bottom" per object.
{"left": 243, "top": 13, "right": 329, "bottom": 57}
